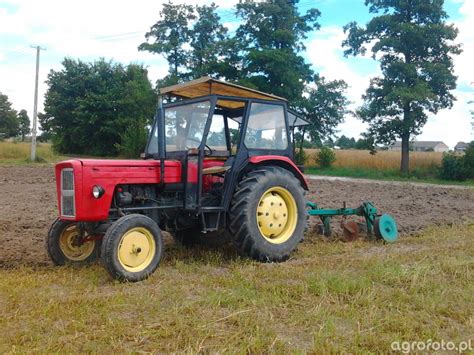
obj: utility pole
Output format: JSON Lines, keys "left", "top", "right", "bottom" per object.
{"left": 30, "top": 45, "right": 45, "bottom": 161}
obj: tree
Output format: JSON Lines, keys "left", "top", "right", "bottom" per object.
{"left": 141, "top": 0, "right": 349, "bottom": 144}
{"left": 43, "top": 58, "right": 156, "bottom": 156}
{"left": 355, "top": 136, "right": 375, "bottom": 150}
{"left": 343, "top": 0, "right": 461, "bottom": 173}
{"left": 336, "top": 135, "right": 356, "bottom": 149}
{"left": 139, "top": 1, "right": 195, "bottom": 87}
{"left": 299, "top": 75, "right": 350, "bottom": 145}
{"left": 17, "top": 109, "right": 30, "bottom": 141}
{"left": 235, "top": 0, "right": 320, "bottom": 103}
{"left": 0, "top": 92, "right": 19, "bottom": 138}
{"left": 189, "top": 3, "right": 229, "bottom": 78}
{"left": 234, "top": 1, "right": 349, "bottom": 145}
{"left": 140, "top": 2, "right": 237, "bottom": 84}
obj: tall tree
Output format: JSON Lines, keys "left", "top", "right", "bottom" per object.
{"left": 17, "top": 109, "right": 30, "bottom": 141}
{"left": 343, "top": 0, "right": 461, "bottom": 173}
{"left": 0, "top": 92, "right": 19, "bottom": 138}
{"left": 299, "top": 75, "right": 350, "bottom": 144}
{"left": 139, "top": 1, "right": 195, "bottom": 87}
{"left": 43, "top": 58, "right": 155, "bottom": 156}
{"left": 235, "top": 0, "right": 320, "bottom": 102}
{"left": 189, "top": 3, "right": 228, "bottom": 78}
{"left": 141, "top": 0, "right": 349, "bottom": 144}
{"left": 140, "top": 2, "right": 237, "bottom": 83}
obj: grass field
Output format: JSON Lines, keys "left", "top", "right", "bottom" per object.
{"left": 0, "top": 141, "right": 60, "bottom": 164}
{"left": 304, "top": 149, "right": 443, "bottom": 170}
{"left": 1, "top": 224, "right": 472, "bottom": 353}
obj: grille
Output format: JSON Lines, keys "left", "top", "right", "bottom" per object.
{"left": 61, "top": 168, "right": 75, "bottom": 217}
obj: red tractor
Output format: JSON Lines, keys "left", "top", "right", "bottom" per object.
{"left": 47, "top": 77, "right": 310, "bottom": 282}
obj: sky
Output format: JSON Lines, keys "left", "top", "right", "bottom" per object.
{"left": 0, "top": 0, "right": 473, "bottom": 149}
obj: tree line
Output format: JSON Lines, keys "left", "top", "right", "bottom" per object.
{"left": 0, "top": 92, "right": 30, "bottom": 141}
{"left": 9, "top": 0, "right": 460, "bottom": 173}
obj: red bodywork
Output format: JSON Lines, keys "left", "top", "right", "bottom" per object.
{"left": 55, "top": 156, "right": 307, "bottom": 222}
{"left": 248, "top": 155, "right": 308, "bottom": 190}
{"left": 55, "top": 158, "right": 224, "bottom": 222}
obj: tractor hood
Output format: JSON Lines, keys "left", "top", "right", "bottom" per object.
{"left": 54, "top": 158, "right": 182, "bottom": 222}
{"left": 78, "top": 158, "right": 161, "bottom": 167}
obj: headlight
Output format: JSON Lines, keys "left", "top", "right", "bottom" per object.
{"left": 92, "top": 185, "right": 105, "bottom": 199}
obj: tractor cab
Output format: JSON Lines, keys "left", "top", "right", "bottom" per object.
{"left": 144, "top": 77, "right": 307, "bottom": 220}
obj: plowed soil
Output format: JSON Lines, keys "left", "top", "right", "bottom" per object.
{"left": 1, "top": 165, "right": 473, "bottom": 267}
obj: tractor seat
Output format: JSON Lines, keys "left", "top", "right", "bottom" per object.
{"left": 202, "top": 165, "right": 231, "bottom": 175}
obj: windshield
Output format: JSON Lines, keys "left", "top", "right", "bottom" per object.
{"left": 165, "top": 101, "right": 211, "bottom": 152}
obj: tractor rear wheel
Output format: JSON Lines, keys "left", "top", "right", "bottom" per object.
{"left": 229, "top": 166, "right": 306, "bottom": 262}
{"left": 101, "top": 214, "right": 163, "bottom": 282}
{"left": 174, "top": 229, "right": 232, "bottom": 247}
{"left": 46, "top": 218, "right": 100, "bottom": 265}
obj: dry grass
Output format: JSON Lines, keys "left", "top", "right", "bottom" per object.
{"left": 0, "top": 141, "right": 59, "bottom": 163}
{"left": 305, "top": 149, "right": 443, "bottom": 170}
{"left": 0, "top": 224, "right": 472, "bottom": 353}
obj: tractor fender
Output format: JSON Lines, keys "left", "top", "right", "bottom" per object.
{"left": 247, "top": 156, "right": 308, "bottom": 190}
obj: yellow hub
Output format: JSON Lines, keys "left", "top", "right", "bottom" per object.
{"left": 59, "top": 224, "right": 95, "bottom": 261}
{"left": 256, "top": 186, "right": 298, "bottom": 244}
{"left": 118, "top": 227, "right": 156, "bottom": 272}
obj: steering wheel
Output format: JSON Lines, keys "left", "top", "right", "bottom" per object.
{"left": 186, "top": 137, "right": 213, "bottom": 155}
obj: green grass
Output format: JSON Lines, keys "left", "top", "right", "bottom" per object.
{"left": 1, "top": 224, "right": 473, "bottom": 353}
{"left": 0, "top": 141, "right": 62, "bottom": 165}
{"left": 305, "top": 166, "right": 474, "bottom": 186}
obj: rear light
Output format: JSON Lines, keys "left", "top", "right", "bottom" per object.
{"left": 61, "top": 168, "right": 75, "bottom": 217}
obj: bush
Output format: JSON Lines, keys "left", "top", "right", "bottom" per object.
{"left": 294, "top": 148, "right": 308, "bottom": 166}
{"left": 464, "top": 142, "right": 474, "bottom": 178}
{"left": 116, "top": 121, "right": 149, "bottom": 158}
{"left": 315, "top": 147, "right": 336, "bottom": 168}
{"left": 439, "top": 152, "right": 467, "bottom": 181}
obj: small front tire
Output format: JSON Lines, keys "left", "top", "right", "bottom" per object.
{"left": 101, "top": 214, "right": 163, "bottom": 282}
{"left": 46, "top": 218, "right": 100, "bottom": 265}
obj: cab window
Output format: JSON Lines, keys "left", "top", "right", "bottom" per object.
{"left": 244, "top": 103, "right": 288, "bottom": 150}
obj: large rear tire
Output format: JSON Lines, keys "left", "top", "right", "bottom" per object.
{"left": 229, "top": 166, "right": 306, "bottom": 262}
{"left": 46, "top": 218, "right": 100, "bottom": 265}
{"left": 101, "top": 214, "right": 163, "bottom": 282}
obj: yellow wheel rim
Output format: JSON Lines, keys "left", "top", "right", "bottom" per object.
{"left": 59, "top": 224, "right": 96, "bottom": 261}
{"left": 256, "top": 186, "right": 298, "bottom": 244}
{"left": 118, "top": 227, "right": 156, "bottom": 272}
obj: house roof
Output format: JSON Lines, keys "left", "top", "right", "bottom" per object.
{"left": 454, "top": 142, "right": 469, "bottom": 149}
{"left": 159, "top": 76, "right": 286, "bottom": 109}
{"left": 391, "top": 141, "right": 448, "bottom": 148}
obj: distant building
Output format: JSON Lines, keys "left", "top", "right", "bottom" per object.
{"left": 454, "top": 142, "right": 469, "bottom": 152}
{"left": 389, "top": 141, "right": 449, "bottom": 153}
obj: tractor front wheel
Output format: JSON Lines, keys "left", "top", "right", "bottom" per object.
{"left": 101, "top": 214, "right": 163, "bottom": 282}
{"left": 229, "top": 166, "right": 306, "bottom": 262}
{"left": 46, "top": 218, "right": 100, "bottom": 265}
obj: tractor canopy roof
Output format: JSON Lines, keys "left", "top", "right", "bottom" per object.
{"left": 159, "top": 76, "right": 285, "bottom": 109}
{"left": 159, "top": 76, "right": 308, "bottom": 127}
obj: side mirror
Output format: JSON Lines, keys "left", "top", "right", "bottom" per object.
{"left": 140, "top": 152, "right": 146, "bottom": 159}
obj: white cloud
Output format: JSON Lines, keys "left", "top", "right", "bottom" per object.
{"left": 307, "top": 26, "right": 376, "bottom": 139}
{"left": 0, "top": 0, "right": 238, "bottom": 119}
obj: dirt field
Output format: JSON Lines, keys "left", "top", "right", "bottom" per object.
{"left": 1, "top": 165, "right": 473, "bottom": 267}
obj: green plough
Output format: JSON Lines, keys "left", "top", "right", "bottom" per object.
{"left": 306, "top": 201, "right": 398, "bottom": 242}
